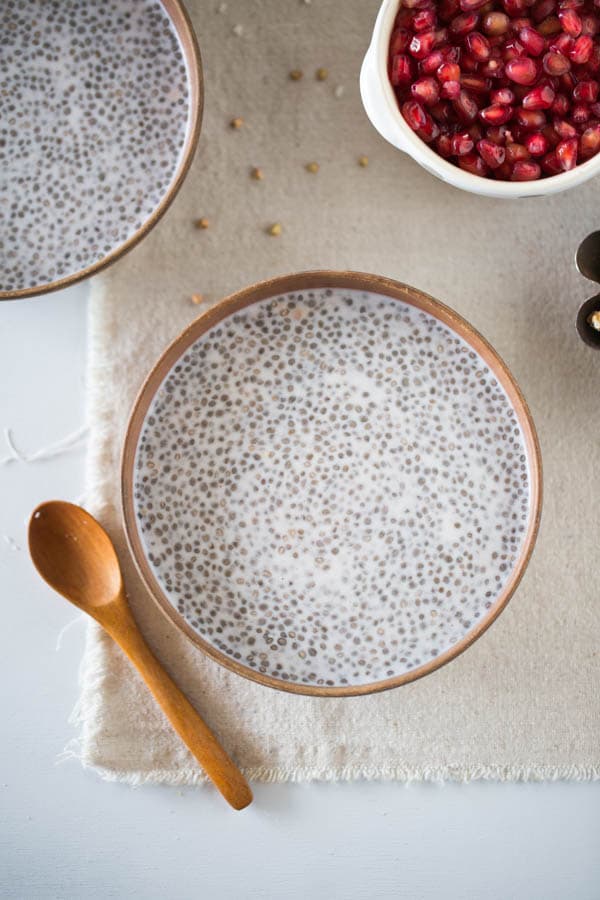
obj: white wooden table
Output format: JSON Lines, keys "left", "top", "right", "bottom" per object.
{"left": 1, "top": 284, "right": 598, "bottom": 900}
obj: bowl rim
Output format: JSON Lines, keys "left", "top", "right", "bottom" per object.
{"left": 368, "top": 0, "right": 600, "bottom": 198}
{"left": 0, "top": 0, "right": 203, "bottom": 302}
{"left": 121, "top": 270, "right": 543, "bottom": 697}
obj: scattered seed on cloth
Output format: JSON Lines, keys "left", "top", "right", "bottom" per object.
{"left": 267, "top": 223, "right": 282, "bottom": 236}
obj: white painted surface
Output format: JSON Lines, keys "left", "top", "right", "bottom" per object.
{"left": 1, "top": 284, "right": 599, "bottom": 900}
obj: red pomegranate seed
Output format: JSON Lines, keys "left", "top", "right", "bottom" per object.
{"left": 461, "top": 74, "right": 493, "bottom": 91}
{"left": 538, "top": 14, "right": 563, "bottom": 34}
{"left": 390, "top": 27, "right": 411, "bottom": 55}
{"left": 581, "top": 13, "right": 600, "bottom": 33}
{"left": 533, "top": 0, "right": 557, "bottom": 22}
{"left": 441, "top": 79, "right": 462, "bottom": 97}
{"left": 413, "top": 8, "right": 438, "bottom": 31}
{"left": 542, "top": 121, "right": 561, "bottom": 144}
{"left": 452, "top": 131, "right": 476, "bottom": 153}
{"left": 503, "top": 38, "right": 526, "bottom": 60}
{"left": 512, "top": 16, "right": 533, "bottom": 30}
{"left": 483, "top": 10, "right": 511, "bottom": 32}
{"left": 519, "top": 24, "right": 547, "bottom": 52}
{"left": 438, "top": 0, "right": 460, "bottom": 20}
{"left": 486, "top": 123, "right": 511, "bottom": 141}
{"left": 480, "top": 57, "right": 506, "bottom": 76}
{"left": 506, "top": 141, "right": 532, "bottom": 160}
{"left": 391, "top": 54, "right": 414, "bottom": 85}
{"left": 418, "top": 120, "right": 441, "bottom": 142}
{"left": 554, "top": 116, "right": 578, "bottom": 136}
{"left": 409, "top": 30, "right": 437, "bottom": 59}
{"left": 433, "top": 26, "right": 450, "bottom": 46}
{"left": 504, "top": 0, "right": 528, "bottom": 16}
{"left": 430, "top": 99, "right": 454, "bottom": 120}
{"left": 580, "top": 121, "right": 600, "bottom": 154}
{"left": 458, "top": 151, "right": 490, "bottom": 174}
{"left": 465, "top": 31, "right": 492, "bottom": 58}
{"left": 522, "top": 83, "right": 556, "bottom": 106}
{"left": 411, "top": 76, "right": 441, "bottom": 104}
{"left": 572, "top": 101, "right": 592, "bottom": 120}
{"left": 449, "top": 12, "right": 481, "bottom": 36}
{"left": 491, "top": 86, "right": 517, "bottom": 102}
{"left": 556, "top": 135, "right": 579, "bottom": 166}
{"left": 402, "top": 99, "right": 429, "bottom": 130}
{"left": 549, "top": 32, "right": 575, "bottom": 52}
{"left": 505, "top": 56, "right": 539, "bottom": 81}
{"left": 560, "top": 0, "right": 585, "bottom": 9}
{"left": 478, "top": 137, "right": 508, "bottom": 164}
{"left": 550, "top": 91, "right": 570, "bottom": 112}
{"left": 453, "top": 89, "right": 480, "bottom": 120}
{"left": 587, "top": 42, "right": 600, "bottom": 70}
{"left": 440, "top": 45, "right": 461, "bottom": 62}
{"left": 401, "top": 0, "right": 433, "bottom": 8}
{"left": 524, "top": 130, "right": 550, "bottom": 151}
{"left": 540, "top": 149, "right": 563, "bottom": 170}
{"left": 591, "top": 100, "right": 600, "bottom": 113}
{"left": 542, "top": 49, "right": 572, "bottom": 71}
{"left": 574, "top": 78, "right": 600, "bottom": 99}
{"left": 436, "top": 133, "right": 455, "bottom": 156}
{"left": 479, "top": 102, "right": 515, "bottom": 122}
{"left": 437, "top": 61, "right": 461, "bottom": 81}
{"left": 421, "top": 49, "right": 446, "bottom": 73}
{"left": 511, "top": 159, "right": 542, "bottom": 177}
{"left": 515, "top": 105, "right": 548, "bottom": 125}
{"left": 558, "top": 7, "right": 583, "bottom": 33}
{"left": 460, "top": 53, "right": 481, "bottom": 72}
{"left": 460, "top": 0, "right": 490, "bottom": 9}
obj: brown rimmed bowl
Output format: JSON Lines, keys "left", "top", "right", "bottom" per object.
{"left": 122, "top": 271, "right": 542, "bottom": 697}
{"left": 0, "top": 0, "right": 202, "bottom": 300}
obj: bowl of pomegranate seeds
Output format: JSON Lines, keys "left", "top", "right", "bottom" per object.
{"left": 360, "top": 0, "right": 600, "bottom": 196}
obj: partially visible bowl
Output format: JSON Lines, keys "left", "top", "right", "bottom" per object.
{"left": 360, "top": 0, "right": 600, "bottom": 199}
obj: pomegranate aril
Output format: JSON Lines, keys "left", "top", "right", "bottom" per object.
{"left": 451, "top": 131, "right": 476, "bottom": 153}
{"left": 478, "top": 137, "right": 508, "bottom": 164}
{"left": 572, "top": 101, "right": 591, "bottom": 121}
{"left": 430, "top": 99, "right": 455, "bottom": 121}
{"left": 449, "top": 12, "right": 481, "bottom": 35}
{"left": 580, "top": 121, "right": 600, "bottom": 155}
{"left": 542, "top": 121, "right": 561, "bottom": 143}
{"left": 420, "top": 49, "right": 446, "bottom": 73}
{"left": 390, "top": 27, "right": 411, "bottom": 55}
{"left": 465, "top": 30, "right": 492, "bottom": 58}
{"left": 461, "top": 52, "right": 482, "bottom": 71}
{"left": 549, "top": 31, "right": 575, "bottom": 51}
{"left": 438, "top": 0, "right": 461, "bottom": 20}
{"left": 460, "top": 0, "right": 490, "bottom": 9}
{"left": 591, "top": 100, "right": 600, "bottom": 114}
{"left": 401, "top": 99, "right": 429, "bottom": 130}
{"left": 453, "top": 89, "right": 480, "bottom": 120}
{"left": 581, "top": 13, "right": 600, "bottom": 34}
{"left": 542, "top": 49, "right": 572, "bottom": 71}
{"left": 433, "top": 26, "right": 450, "bottom": 45}
{"left": 525, "top": 129, "right": 550, "bottom": 151}
{"left": 586, "top": 42, "right": 600, "bottom": 71}
{"left": 391, "top": 54, "right": 414, "bottom": 85}
{"left": 506, "top": 140, "right": 531, "bottom": 160}
{"left": 553, "top": 116, "right": 578, "bottom": 136}
{"left": 569, "top": 33, "right": 594, "bottom": 62}
{"left": 573, "top": 79, "right": 600, "bottom": 100}
{"left": 519, "top": 24, "right": 547, "bottom": 51}
{"left": 411, "top": 76, "right": 441, "bottom": 104}
{"left": 409, "top": 30, "right": 437, "bottom": 59}
{"left": 559, "top": 69, "right": 576, "bottom": 89}
{"left": 436, "top": 133, "right": 455, "bottom": 156}
{"left": 491, "top": 86, "right": 517, "bottom": 102}
{"left": 551, "top": 91, "right": 570, "bottom": 113}
{"left": 441, "top": 79, "right": 462, "bottom": 97}
{"left": 480, "top": 57, "right": 506, "bottom": 75}
{"left": 511, "top": 159, "right": 542, "bottom": 177}
{"left": 468, "top": 122, "right": 485, "bottom": 140}
{"left": 503, "top": 38, "right": 526, "bottom": 60}
{"left": 503, "top": 0, "right": 528, "bottom": 16}
{"left": 516, "top": 105, "right": 548, "bottom": 125}
{"left": 437, "top": 61, "right": 461, "bottom": 81}
{"left": 522, "top": 83, "right": 556, "bottom": 106}
{"left": 538, "top": 14, "right": 563, "bottom": 34}
{"left": 483, "top": 10, "right": 511, "bottom": 32}
{"left": 486, "top": 123, "right": 512, "bottom": 141}
{"left": 533, "top": 0, "right": 557, "bottom": 22}
{"left": 461, "top": 74, "right": 493, "bottom": 91}
{"left": 558, "top": 7, "right": 583, "bottom": 33}
{"left": 505, "top": 56, "right": 539, "bottom": 81}
{"left": 413, "top": 8, "right": 438, "bottom": 31}
{"left": 417, "top": 120, "right": 441, "bottom": 142}
{"left": 540, "top": 149, "right": 563, "bottom": 170}
{"left": 559, "top": 0, "right": 585, "bottom": 9}
{"left": 458, "top": 151, "right": 490, "bottom": 174}
{"left": 479, "top": 102, "right": 515, "bottom": 122}
{"left": 556, "top": 135, "right": 579, "bottom": 166}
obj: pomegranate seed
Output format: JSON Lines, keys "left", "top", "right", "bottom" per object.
{"left": 420, "top": 49, "right": 446, "bottom": 73}
{"left": 580, "top": 121, "right": 600, "bottom": 154}
{"left": 402, "top": 0, "right": 434, "bottom": 8}
{"left": 461, "top": 53, "right": 481, "bottom": 72}
{"left": 520, "top": 24, "right": 548, "bottom": 51}
{"left": 458, "top": 151, "right": 490, "bottom": 174}
{"left": 504, "top": 0, "right": 528, "bottom": 16}
{"left": 478, "top": 136, "right": 508, "bottom": 163}
{"left": 540, "top": 149, "right": 563, "bottom": 170}
{"left": 486, "top": 123, "right": 513, "bottom": 140}
{"left": 468, "top": 121, "right": 485, "bottom": 140}
{"left": 543, "top": 49, "right": 572, "bottom": 71}
{"left": 506, "top": 140, "right": 532, "bottom": 159}
{"left": 549, "top": 31, "right": 575, "bottom": 51}
{"left": 533, "top": 0, "right": 557, "bottom": 22}
{"left": 441, "top": 79, "right": 462, "bottom": 97}
{"left": 516, "top": 105, "right": 548, "bottom": 125}
{"left": 556, "top": 135, "right": 579, "bottom": 165}
{"left": 437, "top": 61, "right": 461, "bottom": 81}
{"left": 581, "top": 13, "right": 600, "bottom": 33}
{"left": 436, "top": 133, "right": 455, "bottom": 156}
{"left": 512, "top": 16, "right": 533, "bottom": 30}
{"left": 390, "top": 27, "right": 411, "bottom": 55}
{"left": 453, "top": 89, "right": 480, "bottom": 120}
{"left": 522, "top": 83, "right": 556, "bottom": 105}
{"left": 440, "top": 45, "right": 461, "bottom": 63}
{"left": 553, "top": 116, "right": 578, "bottom": 137}
{"left": 449, "top": 12, "right": 481, "bottom": 35}
{"left": 560, "top": 0, "right": 585, "bottom": 8}
{"left": 417, "top": 120, "right": 441, "bottom": 142}
{"left": 402, "top": 99, "right": 428, "bottom": 130}
{"left": 433, "top": 26, "right": 450, "bottom": 45}
{"left": 452, "top": 131, "right": 476, "bottom": 153}
{"left": 465, "top": 31, "right": 493, "bottom": 58}
{"left": 391, "top": 54, "right": 414, "bottom": 85}
{"left": 572, "top": 101, "right": 592, "bottom": 120}
{"left": 460, "top": 0, "right": 490, "bottom": 9}
{"left": 483, "top": 10, "right": 511, "bottom": 32}
{"left": 542, "top": 121, "right": 562, "bottom": 143}
{"left": 591, "top": 100, "right": 600, "bottom": 113}
{"left": 505, "top": 56, "right": 539, "bottom": 81}
{"left": 430, "top": 99, "right": 454, "bottom": 120}
{"left": 574, "top": 78, "right": 600, "bottom": 99}
{"left": 481, "top": 57, "right": 507, "bottom": 75}
{"left": 525, "top": 129, "right": 551, "bottom": 151}
{"left": 510, "top": 159, "right": 542, "bottom": 177}
{"left": 411, "top": 76, "right": 441, "bottom": 104}
{"left": 503, "top": 38, "right": 526, "bottom": 59}
{"left": 479, "top": 102, "right": 515, "bottom": 121}
{"left": 413, "top": 8, "right": 438, "bottom": 31}
{"left": 438, "top": 0, "right": 461, "bottom": 20}
{"left": 551, "top": 91, "right": 571, "bottom": 112}
{"left": 558, "top": 7, "right": 583, "bottom": 32}
{"left": 538, "top": 14, "right": 563, "bottom": 33}
{"left": 409, "top": 30, "right": 437, "bottom": 59}
{"left": 461, "top": 74, "right": 493, "bottom": 91}
{"left": 587, "top": 42, "right": 600, "bottom": 71}
{"left": 491, "top": 86, "right": 517, "bottom": 101}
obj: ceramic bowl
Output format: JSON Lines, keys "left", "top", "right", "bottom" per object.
{"left": 360, "top": 0, "right": 600, "bottom": 199}
{"left": 0, "top": 0, "right": 202, "bottom": 300}
{"left": 122, "top": 271, "right": 542, "bottom": 697}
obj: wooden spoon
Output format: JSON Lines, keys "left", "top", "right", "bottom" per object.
{"left": 28, "top": 500, "right": 252, "bottom": 811}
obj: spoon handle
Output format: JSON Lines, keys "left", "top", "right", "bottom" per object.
{"left": 101, "top": 597, "right": 252, "bottom": 810}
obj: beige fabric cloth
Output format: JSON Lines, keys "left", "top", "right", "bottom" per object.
{"left": 76, "top": 0, "right": 600, "bottom": 784}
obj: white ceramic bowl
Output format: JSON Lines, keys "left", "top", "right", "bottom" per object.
{"left": 360, "top": 0, "right": 600, "bottom": 199}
